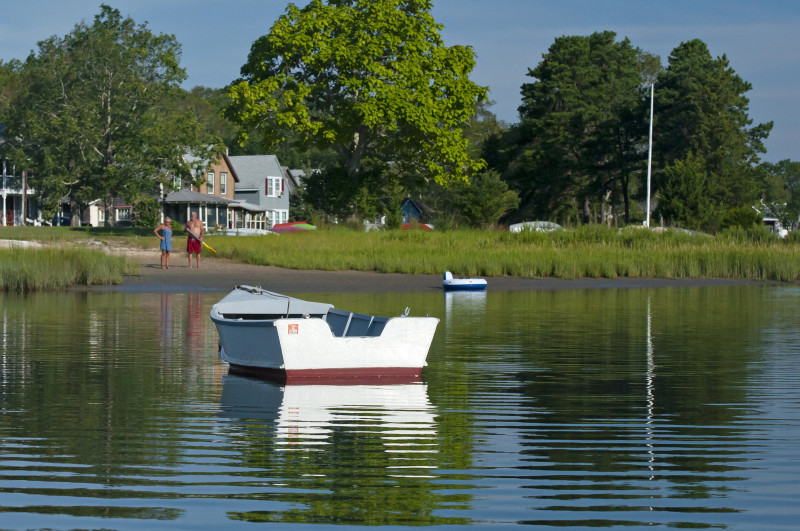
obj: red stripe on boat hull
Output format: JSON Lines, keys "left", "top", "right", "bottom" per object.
{"left": 228, "top": 364, "right": 423, "bottom": 385}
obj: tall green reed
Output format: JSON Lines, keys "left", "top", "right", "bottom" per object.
{"left": 0, "top": 247, "right": 135, "bottom": 292}
{"left": 204, "top": 227, "right": 800, "bottom": 281}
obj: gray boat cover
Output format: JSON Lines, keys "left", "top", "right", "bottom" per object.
{"left": 213, "top": 285, "right": 333, "bottom": 316}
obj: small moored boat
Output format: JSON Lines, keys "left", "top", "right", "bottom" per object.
{"left": 210, "top": 286, "right": 439, "bottom": 381}
{"left": 442, "top": 271, "right": 487, "bottom": 291}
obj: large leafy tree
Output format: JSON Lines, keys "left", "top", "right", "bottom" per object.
{"left": 654, "top": 39, "right": 772, "bottom": 230}
{"left": 4, "top": 5, "right": 218, "bottom": 223}
{"left": 0, "top": 60, "right": 22, "bottom": 118}
{"left": 225, "top": 0, "right": 487, "bottom": 195}
{"left": 491, "top": 31, "right": 653, "bottom": 225}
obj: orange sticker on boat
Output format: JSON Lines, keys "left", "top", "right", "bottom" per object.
{"left": 288, "top": 324, "right": 299, "bottom": 335}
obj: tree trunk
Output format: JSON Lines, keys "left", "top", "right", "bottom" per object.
{"left": 104, "top": 196, "right": 115, "bottom": 227}
{"left": 70, "top": 200, "right": 81, "bottom": 226}
{"left": 621, "top": 172, "right": 630, "bottom": 224}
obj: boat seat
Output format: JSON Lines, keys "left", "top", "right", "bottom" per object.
{"left": 344, "top": 312, "right": 374, "bottom": 336}
{"left": 324, "top": 308, "right": 351, "bottom": 336}
{"left": 324, "top": 308, "right": 388, "bottom": 337}
{"left": 366, "top": 317, "right": 388, "bottom": 336}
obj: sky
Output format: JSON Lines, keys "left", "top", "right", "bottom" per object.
{"left": 1, "top": 0, "right": 798, "bottom": 162}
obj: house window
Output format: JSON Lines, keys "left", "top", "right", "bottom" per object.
{"left": 116, "top": 207, "right": 132, "bottom": 222}
{"left": 98, "top": 209, "right": 105, "bottom": 223}
{"left": 269, "top": 210, "right": 288, "bottom": 227}
{"left": 220, "top": 172, "right": 227, "bottom": 195}
{"left": 265, "top": 177, "right": 282, "bottom": 197}
{"left": 207, "top": 171, "right": 215, "bottom": 194}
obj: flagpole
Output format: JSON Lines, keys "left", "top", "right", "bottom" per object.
{"left": 646, "top": 83, "right": 654, "bottom": 228}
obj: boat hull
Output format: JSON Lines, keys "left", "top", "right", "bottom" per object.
{"left": 212, "top": 314, "right": 438, "bottom": 381}
{"left": 442, "top": 279, "right": 487, "bottom": 291}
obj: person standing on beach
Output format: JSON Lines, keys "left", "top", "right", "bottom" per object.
{"left": 154, "top": 217, "right": 173, "bottom": 269}
{"left": 185, "top": 211, "right": 205, "bottom": 269}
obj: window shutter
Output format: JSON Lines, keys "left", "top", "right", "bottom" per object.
{"left": 281, "top": 179, "right": 285, "bottom": 194}
{"left": 265, "top": 178, "right": 269, "bottom": 195}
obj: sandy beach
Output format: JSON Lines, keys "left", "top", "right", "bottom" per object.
{"left": 97, "top": 249, "right": 775, "bottom": 293}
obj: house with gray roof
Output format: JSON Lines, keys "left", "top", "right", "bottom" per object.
{"left": 228, "top": 155, "right": 289, "bottom": 228}
{"left": 162, "top": 150, "right": 242, "bottom": 229}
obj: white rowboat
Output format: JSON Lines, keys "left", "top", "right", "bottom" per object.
{"left": 210, "top": 286, "right": 439, "bottom": 382}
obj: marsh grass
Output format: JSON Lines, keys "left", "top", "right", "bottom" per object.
{"left": 0, "top": 247, "right": 135, "bottom": 292}
{"left": 1, "top": 225, "right": 155, "bottom": 248}
{"left": 203, "top": 225, "right": 800, "bottom": 281}
{"left": 6, "top": 225, "right": 798, "bottom": 282}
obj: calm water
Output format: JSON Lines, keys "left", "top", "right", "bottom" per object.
{"left": 1, "top": 285, "right": 799, "bottom": 529}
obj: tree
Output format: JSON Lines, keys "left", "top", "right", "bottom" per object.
{"left": 492, "top": 31, "right": 654, "bottom": 225}
{"left": 461, "top": 100, "right": 507, "bottom": 161}
{"left": 654, "top": 39, "right": 772, "bottom": 226}
{"left": 657, "top": 152, "right": 716, "bottom": 230}
{"left": 225, "top": 0, "right": 487, "bottom": 193}
{"left": 0, "top": 60, "right": 23, "bottom": 119}
{"left": 444, "top": 170, "right": 519, "bottom": 228}
{"left": 4, "top": 5, "right": 219, "bottom": 224}
{"left": 760, "top": 159, "right": 800, "bottom": 231}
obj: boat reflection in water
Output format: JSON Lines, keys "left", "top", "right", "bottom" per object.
{"left": 444, "top": 289, "right": 487, "bottom": 330}
{"left": 219, "top": 374, "right": 437, "bottom": 461}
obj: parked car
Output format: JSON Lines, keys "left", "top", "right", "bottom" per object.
{"left": 49, "top": 215, "right": 74, "bottom": 226}
{"left": 509, "top": 221, "right": 562, "bottom": 233}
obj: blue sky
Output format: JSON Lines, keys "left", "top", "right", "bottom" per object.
{"left": 2, "top": 1, "right": 798, "bottom": 162}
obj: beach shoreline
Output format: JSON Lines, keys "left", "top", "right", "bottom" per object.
{"left": 80, "top": 251, "right": 779, "bottom": 293}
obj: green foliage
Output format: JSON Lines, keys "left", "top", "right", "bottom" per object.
{"left": 225, "top": 0, "right": 487, "bottom": 189}
{"left": 3, "top": 5, "right": 221, "bottom": 222}
{"left": 0, "top": 59, "right": 23, "bottom": 121}
{"left": 717, "top": 224, "right": 778, "bottom": 245}
{"left": 301, "top": 165, "right": 360, "bottom": 220}
{"left": 722, "top": 205, "right": 762, "bottom": 230}
{"left": 760, "top": 159, "right": 800, "bottom": 231}
{"left": 657, "top": 152, "right": 718, "bottom": 231}
{"left": 0, "top": 247, "right": 133, "bottom": 291}
{"left": 383, "top": 179, "right": 406, "bottom": 230}
{"left": 442, "top": 170, "right": 519, "bottom": 228}
{"left": 204, "top": 227, "right": 800, "bottom": 281}
{"left": 432, "top": 214, "right": 460, "bottom": 232}
{"left": 654, "top": 39, "right": 772, "bottom": 219}
{"left": 132, "top": 197, "right": 161, "bottom": 228}
{"left": 785, "top": 230, "right": 800, "bottom": 244}
{"left": 492, "top": 31, "right": 653, "bottom": 225}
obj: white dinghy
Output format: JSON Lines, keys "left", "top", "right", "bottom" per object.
{"left": 442, "top": 271, "right": 487, "bottom": 291}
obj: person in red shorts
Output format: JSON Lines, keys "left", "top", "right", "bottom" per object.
{"left": 185, "top": 211, "right": 205, "bottom": 269}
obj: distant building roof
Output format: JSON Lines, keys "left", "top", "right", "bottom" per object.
{"left": 285, "top": 168, "right": 306, "bottom": 189}
{"left": 230, "top": 200, "right": 266, "bottom": 212}
{"left": 227, "top": 155, "right": 283, "bottom": 190}
{"left": 164, "top": 189, "right": 236, "bottom": 204}
{"left": 401, "top": 197, "right": 435, "bottom": 220}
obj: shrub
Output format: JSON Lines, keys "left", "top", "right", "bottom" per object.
{"left": 784, "top": 230, "right": 800, "bottom": 244}
{"left": 717, "top": 224, "right": 777, "bottom": 245}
